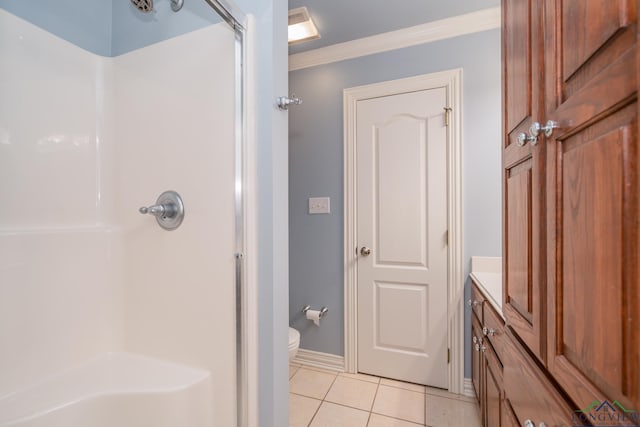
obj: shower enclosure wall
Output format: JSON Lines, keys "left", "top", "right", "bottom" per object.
{"left": 0, "top": 1, "right": 245, "bottom": 425}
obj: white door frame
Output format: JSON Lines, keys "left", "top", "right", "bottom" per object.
{"left": 343, "top": 69, "right": 464, "bottom": 394}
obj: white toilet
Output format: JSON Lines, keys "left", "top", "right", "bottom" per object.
{"left": 288, "top": 327, "right": 300, "bottom": 362}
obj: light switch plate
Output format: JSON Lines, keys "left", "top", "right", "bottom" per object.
{"left": 308, "top": 197, "right": 330, "bottom": 214}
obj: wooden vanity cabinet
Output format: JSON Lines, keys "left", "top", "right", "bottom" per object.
{"left": 470, "top": 281, "right": 506, "bottom": 427}
{"left": 501, "top": 0, "right": 640, "bottom": 423}
{"left": 471, "top": 279, "right": 577, "bottom": 427}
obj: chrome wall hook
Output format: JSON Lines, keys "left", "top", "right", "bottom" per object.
{"left": 277, "top": 94, "right": 303, "bottom": 110}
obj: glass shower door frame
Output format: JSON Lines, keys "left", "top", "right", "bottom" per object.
{"left": 203, "top": 1, "right": 249, "bottom": 426}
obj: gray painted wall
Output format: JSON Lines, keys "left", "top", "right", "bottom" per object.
{"left": 0, "top": 0, "right": 220, "bottom": 56}
{"left": 289, "top": 28, "right": 502, "bottom": 377}
{"left": 0, "top": 0, "right": 113, "bottom": 56}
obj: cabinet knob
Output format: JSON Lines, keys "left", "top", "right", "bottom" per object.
{"left": 473, "top": 336, "right": 477, "bottom": 344}
{"left": 481, "top": 345, "right": 487, "bottom": 353}
{"left": 530, "top": 120, "right": 559, "bottom": 138}
{"left": 467, "top": 299, "right": 480, "bottom": 307}
{"left": 517, "top": 132, "right": 538, "bottom": 147}
{"left": 482, "top": 327, "right": 496, "bottom": 336}
{"left": 475, "top": 343, "right": 480, "bottom": 352}
{"left": 523, "top": 420, "right": 535, "bottom": 427}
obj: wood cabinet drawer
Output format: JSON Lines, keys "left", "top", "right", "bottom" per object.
{"left": 470, "top": 282, "right": 486, "bottom": 323}
{"left": 483, "top": 301, "right": 505, "bottom": 364}
{"left": 503, "top": 330, "right": 575, "bottom": 427}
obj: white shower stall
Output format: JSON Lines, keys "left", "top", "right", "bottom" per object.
{"left": 0, "top": 1, "right": 247, "bottom": 425}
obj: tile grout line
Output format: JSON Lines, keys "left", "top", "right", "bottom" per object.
{"left": 290, "top": 391, "right": 323, "bottom": 399}
{"left": 321, "top": 371, "right": 340, "bottom": 401}
{"left": 305, "top": 399, "right": 322, "bottom": 427}
{"left": 303, "top": 362, "right": 339, "bottom": 427}
{"left": 424, "top": 389, "right": 428, "bottom": 427}
{"left": 365, "top": 377, "right": 381, "bottom": 426}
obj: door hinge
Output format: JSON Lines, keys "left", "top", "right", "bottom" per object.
{"left": 443, "top": 107, "right": 452, "bottom": 127}
{"left": 447, "top": 348, "right": 450, "bottom": 364}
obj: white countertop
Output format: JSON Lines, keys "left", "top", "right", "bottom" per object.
{"left": 469, "top": 256, "right": 503, "bottom": 318}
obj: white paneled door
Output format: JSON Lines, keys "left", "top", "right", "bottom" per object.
{"left": 356, "top": 87, "right": 448, "bottom": 388}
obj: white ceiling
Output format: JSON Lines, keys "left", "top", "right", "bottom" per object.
{"left": 288, "top": 0, "right": 500, "bottom": 54}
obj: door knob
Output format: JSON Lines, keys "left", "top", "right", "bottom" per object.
{"left": 517, "top": 132, "right": 538, "bottom": 147}
{"left": 530, "top": 120, "right": 559, "bottom": 138}
{"left": 360, "top": 247, "right": 371, "bottom": 256}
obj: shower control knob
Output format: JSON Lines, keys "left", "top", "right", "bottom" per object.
{"left": 360, "top": 247, "right": 372, "bottom": 256}
{"left": 139, "top": 204, "right": 167, "bottom": 216}
{"left": 139, "top": 190, "right": 185, "bottom": 231}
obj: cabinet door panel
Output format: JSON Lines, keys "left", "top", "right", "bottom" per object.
{"left": 547, "top": 103, "right": 639, "bottom": 410}
{"left": 484, "top": 343, "right": 502, "bottom": 427}
{"left": 544, "top": 0, "right": 639, "bottom": 411}
{"left": 562, "top": 1, "right": 634, "bottom": 79}
{"left": 502, "top": 0, "right": 545, "bottom": 361}
{"left": 472, "top": 315, "right": 483, "bottom": 404}
{"left": 503, "top": 154, "right": 544, "bottom": 358}
{"left": 505, "top": 0, "right": 532, "bottom": 133}
{"left": 505, "top": 162, "right": 532, "bottom": 320}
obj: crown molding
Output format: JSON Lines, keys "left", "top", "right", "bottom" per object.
{"left": 289, "top": 6, "right": 501, "bottom": 71}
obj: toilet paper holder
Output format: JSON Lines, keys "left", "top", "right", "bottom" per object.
{"left": 302, "top": 305, "right": 328, "bottom": 319}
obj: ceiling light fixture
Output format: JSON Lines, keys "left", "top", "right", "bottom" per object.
{"left": 288, "top": 7, "right": 320, "bottom": 45}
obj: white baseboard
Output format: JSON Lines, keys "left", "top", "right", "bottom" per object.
{"left": 292, "top": 349, "right": 344, "bottom": 372}
{"left": 463, "top": 378, "right": 476, "bottom": 399}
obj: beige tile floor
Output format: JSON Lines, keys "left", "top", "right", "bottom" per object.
{"left": 289, "top": 363, "right": 482, "bottom": 427}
